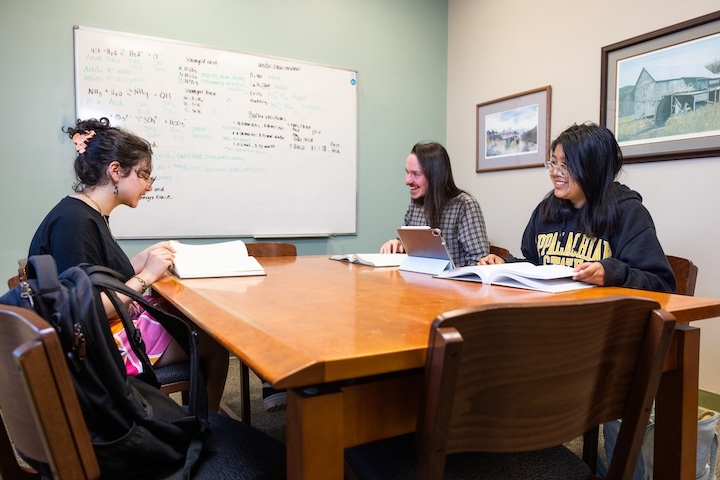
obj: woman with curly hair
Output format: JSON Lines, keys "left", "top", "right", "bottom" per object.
{"left": 29, "top": 117, "right": 229, "bottom": 411}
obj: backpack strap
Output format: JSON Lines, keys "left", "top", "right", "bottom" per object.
{"left": 83, "top": 265, "right": 160, "bottom": 386}
{"left": 24, "top": 255, "right": 69, "bottom": 331}
{"left": 84, "top": 266, "right": 208, "bottom": 419}
{"left": 26, "top": 255, "right": 62, "bottom": 292}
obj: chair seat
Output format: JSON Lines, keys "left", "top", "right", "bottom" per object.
{"left": 155, "top": 361, "right": 192, "bottom": 385}
{"left": 193, "top": 411, "right": 286, "bottom": 479}
{"left": 345, "top": 433, "right": 591, "bottom": 480}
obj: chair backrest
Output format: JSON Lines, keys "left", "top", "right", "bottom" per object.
{"left": 245, "top": 242, "right": 297, "bottom": 257}
{"left": 666, "top": 255, "right": 698, "bottom": 296}
{"left": 489, "top": 244, "right": 511, "bottom": 258}
{"left": 415, "top": 296, "right": 676, "bottom": 480}
{"left": 7, "top": 274, "right": 20, "bottom": 290}
{"left": 0, "top": 304, "right": 100, "bottom": 480}
{"left": 7, "top": 258, "right": 27, "bottom": 290}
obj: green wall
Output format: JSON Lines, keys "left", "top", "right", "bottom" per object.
{"left": 0, "top": 0, "right": 448, "bottom": 280}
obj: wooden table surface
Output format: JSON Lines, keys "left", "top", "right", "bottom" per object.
{"left": 154, "top": 255, "right": 720, "bottom": 386}
{"left": 152, "top": 255, "right": 720, "bottom": 479}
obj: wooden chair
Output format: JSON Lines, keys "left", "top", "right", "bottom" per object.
{"left": 239, "top": 242, "right": 297, "bottom": 424}
{"left": 0, "top": 303, "right": 286, "bottom": 480}
{"left": 245, "top": 242, "right": 297, "bottom": 258}
{"left": 6, "top": 258, "right": 27, "bottom": 290}
{"left": 666, "top": 254, "right": 698, "bottom": 296}
{"left": 489, "top": 244, "right": 512, "bottom": 259}
{"left": 345, "top": 296, "right": 677, "bottom": 480}
{"left": 0, "top": 303, "right": 101, "bottom": 479}
{"left": 7, "top": 275, "right": 20, "bottom": 290}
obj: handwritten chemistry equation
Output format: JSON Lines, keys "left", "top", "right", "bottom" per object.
{"left": 74, "top": 27, "right": 357, "bottom": 238}
{"left": 79, "top": 47, "right": 347, "bottom": 161}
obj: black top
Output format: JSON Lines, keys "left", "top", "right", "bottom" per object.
{"left": 520, "top": 182, "right": 675, "bottom": 293}
{"left": 29, "top": 196, "right": 134, "bottom": 280}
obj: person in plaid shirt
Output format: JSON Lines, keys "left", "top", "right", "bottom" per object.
{"left": 381, "top": 142, "right": 489, "bottom": 267}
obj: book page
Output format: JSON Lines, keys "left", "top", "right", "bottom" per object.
{"left": 170, "top": 240, "right": 265, "bottom": 278}
{"left": 436, "top": 263, "right": 576, "bottom": 282}
{"left": 487, "top": 263, "right": 576, "bottom": 281}
{"left": 330, "top": 253, "right": 407, "bottom": 267}
{"left": 490, "top": 274, "right": 594, "bottom": 293}
{"left": 435, "top": 263, "right": 592, "bottom": 292}
{"left": 330, "top": 254, "right": 354, "bottom": 262}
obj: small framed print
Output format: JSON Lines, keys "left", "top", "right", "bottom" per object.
{"left": 476, "top": 86, "right": 551, "bottom": 173}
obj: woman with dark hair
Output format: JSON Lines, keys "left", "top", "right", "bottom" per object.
{"left": 480, "top": 122, "right": 675, "bottom": 293}
{"left": 29, "top": 117, "right": 230, "bottom": 411}
{"left": 380, "top": 141, "right": 489, "bottom": 266}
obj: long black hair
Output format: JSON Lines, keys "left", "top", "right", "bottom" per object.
{"left": 63, "top": 117, "right": 153, "bottom": 192}
{"left": 540, "top": 122, "right": 623, "bottom": 237}
{"left": 411, "top": 142, "right": 465, "bottom": 227}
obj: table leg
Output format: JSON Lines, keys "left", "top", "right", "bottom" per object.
{"left": 286, "top": 385, "right": 344, "bottom": 480}
{"left": 653, "top": 325, "right": 700, "bottom": 480}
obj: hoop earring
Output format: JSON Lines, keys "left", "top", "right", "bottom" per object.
{"left": 113, "top": 184, "right": 119, "bottom": 195}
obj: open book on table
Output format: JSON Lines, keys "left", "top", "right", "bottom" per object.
{"left": 169, "top": 240, "right": 266, "bottom": 279}
{"left": 435, "top": 262, "right": 594, "bottom": 293}
{"left": 330, "top": 253, "right": 407, "bottom": 268}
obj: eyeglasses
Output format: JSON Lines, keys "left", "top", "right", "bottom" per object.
{"left": 134, "top": 168, "right": 156, "bottom": 186}
{"left": 545, "top": 159, "right": 569, "bottom": 176}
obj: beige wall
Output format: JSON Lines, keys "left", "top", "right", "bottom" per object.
{"left": 447, "top": 0, "right": 720, "bottom": 393}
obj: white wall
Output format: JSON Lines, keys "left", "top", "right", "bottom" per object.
{"left": 447, "top": 0, "right": 720, "bottom": 393}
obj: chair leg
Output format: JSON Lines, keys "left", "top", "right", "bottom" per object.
{"left": 241, "top": 362, "right": 252, "bottom": 424}
{"left": 583, "top": 426, "right": 599, "bottom": 474}
{"left": 218, "top": 401, "right": 242, "bottom": 421}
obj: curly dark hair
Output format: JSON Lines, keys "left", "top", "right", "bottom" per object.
{"left": 63, "top": 117, "right": 153, "bottom": 192}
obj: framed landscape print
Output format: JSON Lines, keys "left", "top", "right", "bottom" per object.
{"left": 476, "top": 86, "right": 551, "bottom": 172}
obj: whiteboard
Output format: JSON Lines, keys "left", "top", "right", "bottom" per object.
{"left": 73, "top": 26, "right": 357, "bottom": 238}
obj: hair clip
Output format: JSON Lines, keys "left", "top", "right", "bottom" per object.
{"left": 72, "top": 130, "right": 96, "bottom": 154}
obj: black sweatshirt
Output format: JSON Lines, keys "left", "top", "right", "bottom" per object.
{"left": 519, "top": 182, "right": 676, "bottom": 293}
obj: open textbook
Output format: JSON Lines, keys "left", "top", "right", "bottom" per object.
{"left": 435, "top": 262, "right": 594, "bottom": 293}
{"left": 169, "top": 240, "right": 266, "bottom": 279}
{"left": 330, "top": 253, "right": 407, "bottom": 267}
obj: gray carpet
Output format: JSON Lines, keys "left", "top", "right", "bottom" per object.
{"left": 221, "top": 356, "right": 287, "bottom": 443}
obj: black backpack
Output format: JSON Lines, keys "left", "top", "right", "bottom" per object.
{"left": 0, "top": 255, "right": 208, "bottom": 480}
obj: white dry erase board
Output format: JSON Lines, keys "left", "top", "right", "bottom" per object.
{"left": 73, "top": 26, "right": 358, "bottom": 238}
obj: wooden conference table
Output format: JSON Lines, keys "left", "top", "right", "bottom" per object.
{"left": 152, "top": 255, "right": 720, "bottom": 480}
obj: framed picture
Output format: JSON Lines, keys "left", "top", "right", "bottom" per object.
{"left": 600, "top": 11, "right": 720, "bottom": 163}
{"left": 476, "top": 86, "right": 551, "bottom": 172}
